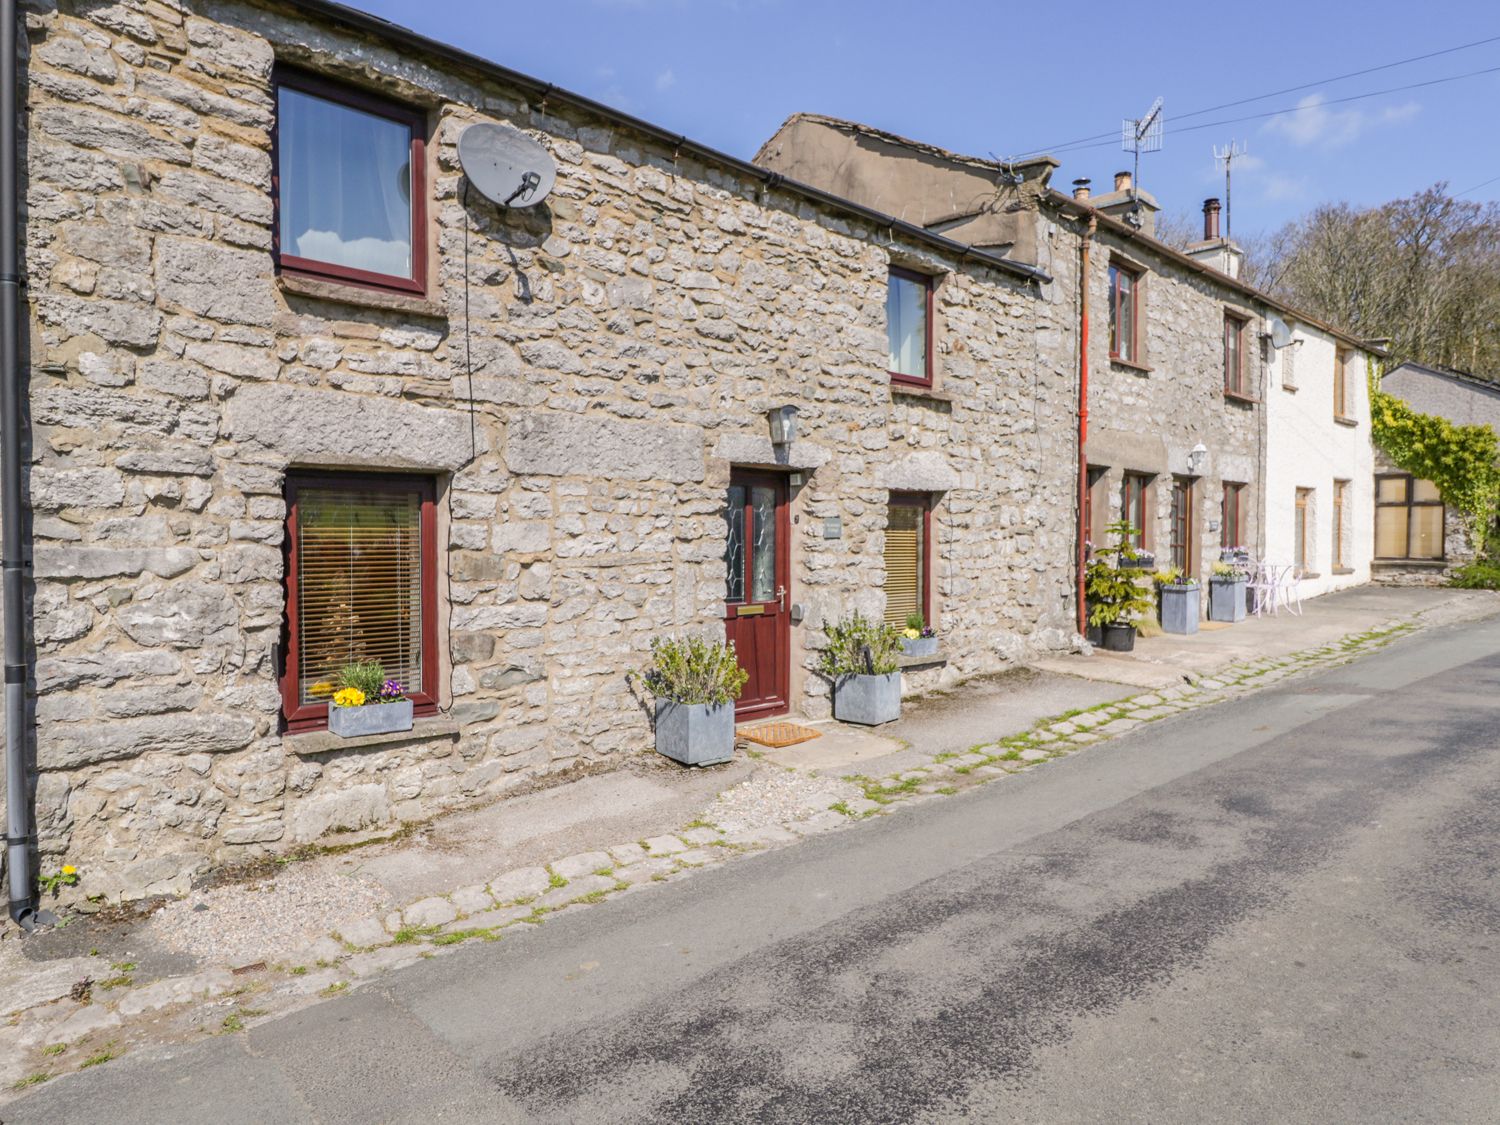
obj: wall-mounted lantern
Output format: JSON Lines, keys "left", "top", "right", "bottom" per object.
{"left": 1189, "top": 443, "right": 1208, "bottom": 475}
{"left": 768, "top": 405, "right": 800, "bottom": 448}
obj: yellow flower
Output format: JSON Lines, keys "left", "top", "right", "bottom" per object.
{"left": 904, "top": 628, "right": 920, "bottom": 640}
{"left": 308, "top": 681, "right": 335, "bottom": 697}
{"left": 61, "top": 865, "right": 77, "bottom": 876}
{"left": 332, "top": 688, "right": 366, "bottom": 708}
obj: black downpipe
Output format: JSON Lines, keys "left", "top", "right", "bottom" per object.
{"left": 1, "top": 0, "right": 35, "bottom": 930}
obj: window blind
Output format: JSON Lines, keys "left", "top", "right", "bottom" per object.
{"left": 296, "top": 485, "right": 424, "bottom": 706}
{"left": 884, "top": 503, "right": 924, "bottom": 626}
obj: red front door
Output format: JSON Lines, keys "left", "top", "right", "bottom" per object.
{"left": 724, "top": 471, "right": 789, "bottom": 721}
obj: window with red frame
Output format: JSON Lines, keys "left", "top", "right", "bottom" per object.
{"left": 886, "top": 267, "right": 933, "bottom": 385}
{"left": 883, "top": 493, "right": 933, "bottom": 627}
{"left": 1108, "top": 263, "right": 1141, "bottom": 363}
{"left": 273, "top": 70, "right": 428, "bottom": 295}
{"left": 1224, "top": 313, "right": 1248, "bottom": 395}
{"left": 1121, "top": 472, "right": 1151, "bottom": 550}
{"left": 281, "top": 473, "right": 438, "bottom": 732}
{"left": 1221, "top": 481, "right": 1247, "bottom": 550}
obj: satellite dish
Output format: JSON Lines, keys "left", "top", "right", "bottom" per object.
{"left": 1269, "top": 316, "right": 1295, "bottom": 349}
{"left": 458, "top": 124, "right": 556, "bottom": 208}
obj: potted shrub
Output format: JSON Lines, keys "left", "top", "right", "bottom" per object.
{"left": 326, "top": 661, "right": 413, "bottom": 737}
{"left": 634, "top": 634, "right": 747, "bottom": 766}
{"left": 1153, "top": 567, "right": 1200, "bottom": 635}
{"left": 820, "top": 611, "right": 904, "bottom": 725}
{"left": 899, "top": 613, "right": 939, "bottom": 658}
{"left": 1209, "top": 560, "right": 1248, "bottom": 623}
{"left": 1085, "top": 520, "right": 1155, "bottom": 652}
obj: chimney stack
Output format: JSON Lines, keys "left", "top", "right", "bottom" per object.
{"left": 1072, "top": 177, "right": 1091, "bottom": 201}
{"left": 1114, "top": 170, "right": 1132, "bottom": 193}
{"left": 1203, "top": 197, "right": 1222, "bottom": 241}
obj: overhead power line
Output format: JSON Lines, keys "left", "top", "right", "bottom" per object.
{"left": 1011, "top": 32, "right": 1500, "bottom": 160}
{"left": 1036, "top": 63, "right": 1500, "bottom": 160}
{"left": 1455, "top": 174, "right": 1500, "bottom": 197}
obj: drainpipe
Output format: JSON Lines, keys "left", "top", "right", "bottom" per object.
{"left": 1, "top": 0, "right": 34, "bottom": 930}
{"left": 1076, "top": 215, "right": 1095, "bottom": 637}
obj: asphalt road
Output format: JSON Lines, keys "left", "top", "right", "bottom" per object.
{"left": 11, "top": 615, "right": 1500, "bottom": 1124}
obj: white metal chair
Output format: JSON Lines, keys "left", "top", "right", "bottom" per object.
{"left": 1275, "top": 566, "right": 1304, "bottom": 616}
{"left": 1245, "top": 559, "right": 1277, "bottom": 618}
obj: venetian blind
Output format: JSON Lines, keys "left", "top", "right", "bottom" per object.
{"left": 297, "top": 485, "right": 423, "bottom": 705}
{"left": 884, "top": 503, "right": 923, "bottom": 627}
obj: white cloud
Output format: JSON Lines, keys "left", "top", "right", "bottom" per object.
{"left": 655, "top": 68, "right": 676, "bottom": 92}
{"left": 1261, "top": 173, "right": 1310, "bottom": 203}
{"left": 1262, "top": 94, "right": 1421, "bottom": 147}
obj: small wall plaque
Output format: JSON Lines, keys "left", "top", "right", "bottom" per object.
{"left": 823, "top": 516, "right": 842, "bottom": 540}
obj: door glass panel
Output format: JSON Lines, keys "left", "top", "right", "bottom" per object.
{"left": 724, "top": 486, "right": 746, "bottom": 603}
{"left": 749, "top": 486, "right": 776, "bottom": 603}
{"left": 1374, "top": 506, "right": 1407, "bottom": 558}
{"left": 1412, "top": 478, "right": 1441, "bottom": 503}
{"left": 1410, "top": 505, "right": 1444, "bottom": 558}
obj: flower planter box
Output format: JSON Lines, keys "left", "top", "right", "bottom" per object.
{"left": 833, "top": 671, "right": 901, "bottom": 726}
{"left": 899, "top": 636, "right": 939, "bottom": 658}
{"left": 1159, "top": 584, "right": 1200, "bottom": 635}
{"left": 653, "top": 699, "right": 735, "bottom": 767}
{"left": 328, "top": 698, "right": 414, "bottom": 738}
{"left": 1100, "top": 623, "right": 1136, "bottom": 652}
{"left": 1209, "top": 577, "right": 1247, "bottom": 623}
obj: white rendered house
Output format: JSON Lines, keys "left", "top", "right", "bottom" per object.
{"left": 1261, "top": 322, "right": 1375, "bottom": 598}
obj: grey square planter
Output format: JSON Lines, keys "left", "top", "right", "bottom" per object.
{"left": 900, "top": 636, "right": 939, "bottom": 658}
{"left": 834, "top": 671, "right": 901, "bottom": 726}
{"left": 1159, "top": 584, "right": 1200, "bottom": 635}
{"left": 654, "top": 699, "right": 735, "bottom": 766}
{"left": 1209, "top": 578, "right": 1247, "bottom": 623}
{"left": 328, "top": 698, "right": 414, "bottom": 738}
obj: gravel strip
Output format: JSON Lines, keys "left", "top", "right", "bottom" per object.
{"left": 146, "top": 865, "right": 391, "bottom": 967}
{"left": 704, "top": 766, "right": 862, "bottom": 832}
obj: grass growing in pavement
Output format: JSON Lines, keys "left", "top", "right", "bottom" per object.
{"left": 41, "top": 1043, "right": 66, "bottom": 1057}
{"left": 548, "top": 871, "right": 568, "bottom": 889}
{"left": 80, "top": 1048, "right": 116, "bottom": 1069}
{"left": 319, "top": 981, "right": 348, "bottom": 997}
{"left": 11, "top": 1073, "right": 51, "bottom": 1090}
{"left": 392, "top": 924, "right": 441, "bottom": 945}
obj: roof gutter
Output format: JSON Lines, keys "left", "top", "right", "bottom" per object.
{"left": 1, "top": 0, "right": 36, "bottom": 930}
{"left": 286, "top": 0, "right": 1051, "bottom": 286}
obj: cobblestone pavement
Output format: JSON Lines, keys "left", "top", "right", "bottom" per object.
{"left": 2, "top": 593, "right": 1495, "bottom": 1102}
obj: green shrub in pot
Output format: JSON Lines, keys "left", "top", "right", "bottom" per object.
{"left": 820, "top": 612, "right": 903, "bottom": 725}
{"left": 633, "top": 635, "right": 747, "bottom": 766}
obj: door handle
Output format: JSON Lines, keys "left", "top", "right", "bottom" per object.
{"left": 775, "top": 585, "right": 786, "bottom": 611}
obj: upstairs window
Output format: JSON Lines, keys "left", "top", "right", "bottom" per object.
{"left": 274, "top": 71, "right": 427, "bottom": 294}
{"left": 1334, "top": 348, "right": 1352, "bottom": 419}
{"left": 281, "top": 473, "right": 438, "bottom": 732}
{"left": 1108, "top": 263, "right": 1141, "bottom": 363}
{"left": 1224, "top": 313, "right": 1248, "bottom": 396}
{"left": 887, "top": 267, "right": 933, "bottom": 385}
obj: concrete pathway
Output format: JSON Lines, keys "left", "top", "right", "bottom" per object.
{"left": 7, "top": 600, "right": 1499, "bottom": 1121}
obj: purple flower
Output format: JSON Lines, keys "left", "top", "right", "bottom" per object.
{"left": 380, "top": 679, "right": 404, "bottom": 700}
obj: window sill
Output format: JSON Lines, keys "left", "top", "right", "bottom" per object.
{"left": 1109, "top": 356, "right": 1152, "bottom": 375}
{"left": 1223, "top": 390, "right": 1260, "bottom": 405}
{"left": 1297, "top": 571, "right": 1321, "bottom": 580}
{"left": 898, "top": 650, "right": 947, "bottom": 670}
{"left": 1281, "top": 383, "right": 1298, "bottom": 393}
{"left": 1373, "top": 557, "right": 1446, "bottom": 568}
{"left": 890, "top": 383, "right": 955, "bottom": 404}
{"left": 1333, "top": 415, "right": 1359, "bottom": 427}
{"left": 1331, "top": 567, "right": 1356, "bottom": 575}
{"left": 889, "top": 372, "right": 936, "bottom": 390}
{"left": 278, "top": 272, "right": 447, "bottom": 319}
{"left": 284, "top": 716, "right": 460, "bottom": 756}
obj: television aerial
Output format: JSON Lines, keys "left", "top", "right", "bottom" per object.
{"left": 457, "top": 124, "right": 557, "bottom": 208}
{"left": 1121, "top": 96, "right": 1163, "bottom": 227}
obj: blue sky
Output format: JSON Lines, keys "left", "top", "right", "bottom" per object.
{"left": 355, "top": 0, "right": 1500, "bottom": 235}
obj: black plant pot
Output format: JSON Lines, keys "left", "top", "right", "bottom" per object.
{"left": 1101, "top": 623, "right": 1137, "bottom": 652}
{"left": 1085, "top": 624, "right": 1103, "bottom": 646}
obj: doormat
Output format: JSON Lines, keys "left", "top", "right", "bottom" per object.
{"left": 1198, "top": 620, "right": 1232, "bottom": 631}
{"left": 738, "top": 722, "right": 823, "bottom": 748}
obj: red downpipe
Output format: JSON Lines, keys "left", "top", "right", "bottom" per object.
{"left": 1076, "top": 216, "right": 1096, "bottom": 636}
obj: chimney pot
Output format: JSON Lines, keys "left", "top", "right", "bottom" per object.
{"left": 1114, "top": 171, "right": 1132, "bottom": 192}
{"left": 1203, "top": 197, "right": 1221, "bottom": 240}
{"left": 1072, "top": 177, "right": 1091, "bottom": 201}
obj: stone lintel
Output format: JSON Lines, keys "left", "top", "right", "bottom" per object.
{"left": 874, "top": 451, "right": 959, "bottom": 492}
{"left": 710, "top": 432, "right": 831, "bottom": 471}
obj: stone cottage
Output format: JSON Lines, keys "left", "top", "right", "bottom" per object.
{"left": 1372, "top": 361, "right": 1500, "bottom": 583}
{"left": 8, "top": 0, "right": 1085, "bottom": 902}
{"left": 757, "top": 114, "right": 1381, "bottom": 600}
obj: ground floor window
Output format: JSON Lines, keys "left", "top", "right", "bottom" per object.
{"left": 1121, "top": 472, "right": 1152, "bottom": 550}
{"left": 1221, "top": 481, "right": 1246, "bottom": 551}
{"left": 1374, "top": 473, "right": 1444, "bottom": 560}
{"left": 281, "top": 472, "right": 438, "bottom": 731}
{"left": 1085, "top": 465, "right": 1108, "bottom": 551}
{"left": 1294, "top": 488, "right": 1313, "bottom": 573}
{"left": 1332, "top": 479, "right": 1351, "bottom": 569}
{"left": 884, "top": 493, "right": 931, "bottom": 628}
{"left": 1169, "top": 476, "right": 1195, "bottom": 573}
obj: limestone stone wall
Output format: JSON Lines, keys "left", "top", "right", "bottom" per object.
{"left": 14, "top": 0, "right": 1078, "bottom": 900}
